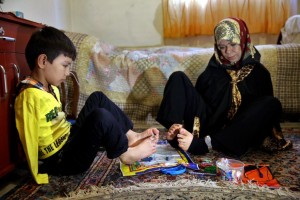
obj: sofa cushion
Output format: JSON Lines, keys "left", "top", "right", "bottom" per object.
{"left": 276, "top": 44, "right": 300, "bottom": 115}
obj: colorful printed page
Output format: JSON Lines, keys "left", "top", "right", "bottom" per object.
{"left": 120, "top": 140, "right": 197, "bottom": 176}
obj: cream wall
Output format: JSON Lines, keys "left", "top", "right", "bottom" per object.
{"left": 0, "top": 0, "right": 299, "bottom": 47}
{"left": 70, "top": 0, "right": 163, "bottom": 47}
{"left": 1, "top": 0, "right": 163, "bottom": 47}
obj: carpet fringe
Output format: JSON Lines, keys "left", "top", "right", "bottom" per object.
{"left": 56, "top": 185, "right": 115, "bottom": 200}
{"left": 221, "top": 181, "right": 299, "bottom": 199}
{"left": 115, "top": 179, "right": 219, "bottom": 191}
{"left": 56, "top": 179, "right": 299, "bottom": 200}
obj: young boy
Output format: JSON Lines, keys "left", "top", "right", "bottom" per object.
{"left": 14, "top": 26, "right": 159, "bottom": 184}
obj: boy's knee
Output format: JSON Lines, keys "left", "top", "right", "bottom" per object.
{"left": 89, "top": 91, "right": 105, "bottom": 99}
{"left": 86, "top": 91, "right": 108, "bottom": 105}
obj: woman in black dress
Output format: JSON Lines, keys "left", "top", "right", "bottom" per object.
{"left": 156, "top": 17, "right": 292, "bottom": 157}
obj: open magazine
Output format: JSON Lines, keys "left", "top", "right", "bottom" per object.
{"left": 120, "top": 140, "right": 198, "bottom": 176}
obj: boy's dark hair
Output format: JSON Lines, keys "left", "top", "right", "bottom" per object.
{"left": 25, "top": 26, "right": 77, "bottom": 71}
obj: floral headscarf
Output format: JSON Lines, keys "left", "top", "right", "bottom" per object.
{"left": 214, "top": 17, "right": 255, "bottom": 69}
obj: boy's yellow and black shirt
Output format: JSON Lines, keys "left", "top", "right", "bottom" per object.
{"left": 15, "top": 77, "right": 71, "bottom": 184}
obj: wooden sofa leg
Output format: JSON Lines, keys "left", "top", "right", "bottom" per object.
{"left": 60, "top": 71, "right": 80, "bottom": 124}
{"left": 69, "top": 71, "right": 80, "bottom": 120}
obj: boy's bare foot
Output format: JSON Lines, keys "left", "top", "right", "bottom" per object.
{"left": 151, "top": 128, "right": 160, "bottom": 144}
{"left": 127, "top": 128, "right": 159, "bottom": 147}
{"left": 119, "top": 137, "right": 157, "bottom": 164}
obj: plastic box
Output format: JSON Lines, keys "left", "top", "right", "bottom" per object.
{"left": 216, "top": 158, "right": 244, "bottom": 182}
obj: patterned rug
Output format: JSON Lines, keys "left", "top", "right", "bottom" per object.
{"left": 2, "top": 128, "right": 300, "bottom": 200}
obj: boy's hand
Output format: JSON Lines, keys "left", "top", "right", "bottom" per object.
{"left": 166, "top": 124, "right": 182, "bottom": 141}
{"left": 177, "top": 128, "right": 193, "bottom": 151}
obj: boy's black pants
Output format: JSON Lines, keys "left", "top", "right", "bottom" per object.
{"left": 41, "top": 91, "right": 133, "bottom": 175}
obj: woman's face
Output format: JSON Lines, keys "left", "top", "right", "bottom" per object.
{"left": 217, "top": 40, "right": 242, "bottom": 64}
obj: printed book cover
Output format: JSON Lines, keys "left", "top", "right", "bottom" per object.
{"left": 120, "top": 140, "right": 197, "bottom": 176}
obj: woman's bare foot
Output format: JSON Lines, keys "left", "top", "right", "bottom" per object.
{"left": 166, "top": 124, "right": 182, "bottom": 141}
{"left": 127, "top": 128, "right": 159, "bottom": 147}
{"left": 119, "top": 137, "right": 157, "bottom": 164}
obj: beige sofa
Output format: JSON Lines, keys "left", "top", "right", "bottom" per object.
{"left": 63, "top": 32, "right": 300, "bottom": 128}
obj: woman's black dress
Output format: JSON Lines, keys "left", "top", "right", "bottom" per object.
{"left": 156, "top": 51, "right": 283, "bottom": 156}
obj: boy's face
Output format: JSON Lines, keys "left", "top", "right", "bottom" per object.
{"left": 44, "top": 54, "right": 72, "bottom": 86}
